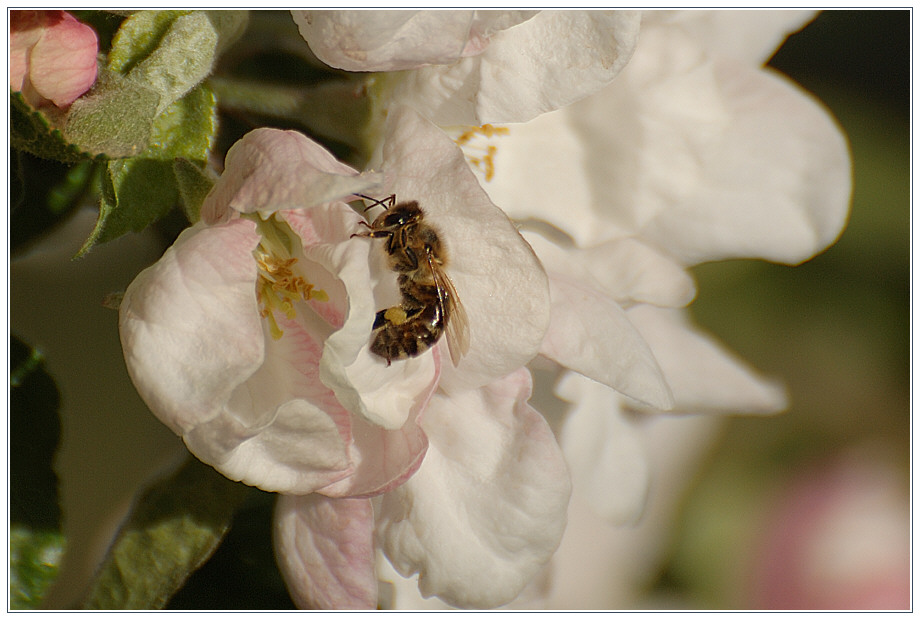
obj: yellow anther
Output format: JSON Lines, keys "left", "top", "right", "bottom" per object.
{"left": 252, "top": 215, "right": 329, "bottom": 339}
{"left": 452, "top": 124, "right": 509, "bottom": 182}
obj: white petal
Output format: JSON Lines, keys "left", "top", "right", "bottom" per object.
{"left": 645, "top": 10, "right": 817, "bottom": 64}
{"left": 379, "top": 106, "right": 551, "bottom": 391}
{"left": 120, "top": 218, "right": 353, "bottom": 494}
{"left": 627, "top": 305, "right": 787, "bottom": 414}
{"left": 524, "top": 231, "right": 695, "bottom": 309}
{"left": 527, "top": 234, "right": 673, "bottom": 410}
{"left": 274, "top": 495, "right": 377, "bottom": 609}
{"left": 119, "top": 219, "right": 264, "bottom": 435}
{"left": 378, "top": 369, "right": 571, "bottom": 608}
{"left": 293, "top": 10, "right": 536, "bottom": 72}
{"left": 201, "top": 127, "right": 381, "bottom": 224}
{"left": 546, "top": 413, "right": 723, "bottom": 608}
{"left": 566, "top": 24, "right": 851, "bottom": 264}
{"left": 555, "top": 372, "right": 650, "bottom": 524}
{"left": 394, "top": 11, "right": 640, "bottom": 125}
{"left": 185, "top": 397, "right": 351, "bottom": 494}
{"left": 473, "top": 109, "right": 598, "bottom": 244}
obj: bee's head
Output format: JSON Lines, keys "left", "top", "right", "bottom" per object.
{"left": 373, "top": 201, "right": 423, "bottom": 230}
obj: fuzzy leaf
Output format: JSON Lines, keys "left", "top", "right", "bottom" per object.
{"left": 81, "top": 458, "right": 252, "bottom": 610}
{"left": 174, "top": 158, "right": 215, "bottom": 224}
{"left": 109, "top": 10, "right": 246, "bottom": 115}
{"left": 63, "top": 71, "right": 160, "bottom": 158}
{"left": 77, "top": 84, "right": 217, "bottom": 254}
{"left": 10, "top": 92, "right": 92, "bottom": 162}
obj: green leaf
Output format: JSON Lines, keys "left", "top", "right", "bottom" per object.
{"left": 81, "top": 458, "right": 252, "bottom": 610}
{"left": 76, "top": 84, "right": 217, "bottom": 255}
{"left": 174, "top": 158, "right": 215, "bottom": 224}
{"left": 10, "top": 336, "right": 64, "bottom": 609}
{"left": 63, "top": 71, "right": 161, "bottom": 158}
{"left": 108, "top": 11, "right": 190, "bottom": 76}
{"left": 10, "top": 527, "right": 66, "bottom": 610}
{"left": 10, "top": 92, "right": 93, "bottom": 163}
{"left": 109, "top": 10, "right": 247, "bottom": 116}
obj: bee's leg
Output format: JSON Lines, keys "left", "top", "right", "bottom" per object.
{"left": 355, "top": 193, "right": 397, "bottom": 212}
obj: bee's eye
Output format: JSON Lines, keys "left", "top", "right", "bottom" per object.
{"left": 384, "top": 213, "right": 407, "bottom": 227}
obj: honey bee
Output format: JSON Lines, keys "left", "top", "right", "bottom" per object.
{"left": 352, "top": 194, "right": 470, "bottom": 366}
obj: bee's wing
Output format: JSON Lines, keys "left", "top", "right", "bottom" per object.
{"left": 427, "top": 255, "right": 471, "bottom": 367}
{"left": 440, "top": 270, "right": 471, "bottom": 367}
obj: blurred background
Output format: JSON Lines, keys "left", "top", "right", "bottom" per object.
{"left": 9, "top": 9, "right": 911, "bottom": 610}
{"left": 659, "top": 9, "right": 910, "bottom": 609}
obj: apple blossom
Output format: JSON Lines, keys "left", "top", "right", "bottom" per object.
{"left": 120, "top": 105, "right": 571, "bottom": 608}
{"left": 451, "top": 9, "right": 850, "bottom": 531}
{"left": 292, "top": 10, "right": 641, "bottom": 126}
{"left": 10, "top": 10, "right": 98, "bottom": 108}
{"left": 367, "top": 11, "right": 851, "bottom": 610}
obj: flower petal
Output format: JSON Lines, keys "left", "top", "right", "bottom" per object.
{"left": 526, "top": 233, "right": 673, "bottom": 410}
{"left": 201, "top": 128, "right": 381, "bottom": 224}
{"left": 645, "top": 10, "right": 816, "bottom": 65}
{"left": 377, "top": 368, "right": 571, "bottom": 608}
{"left": 10, "top": 11, "right": 98, "bottom": 107}
{"left": 379, "top": 106, "right": 551, "bottom": 391}
{"left": 120, "top": 219, "right": 264, "bottom": 434}
{"left": 627, "top": 305, "right": 787, "bottom": 414}
{"left": 393, "top": 11, "right": 641, "bottom": 125}
{"left": 292, "top": 10, "right": 536, "bottom": 72}
{"left": 120, "top": 219, "right": 353, "bottom": 493}
{"left": 274, "top": 494, "right": 377, "bottom": 609}
{"left": 282, "top": 203, "right": 440, "bottom": 431}
{"left": 566, "top": 23, "right": 852, "bottom": 264}
{"left": 556, "top": 372, "right": 650, "bottom": 524}
{"left": 28, "top": 11, "right": 98, "bottom": 107}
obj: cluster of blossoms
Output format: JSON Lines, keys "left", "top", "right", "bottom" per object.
{"left": 113, "top": 10, "right": 851, "bottom": 609}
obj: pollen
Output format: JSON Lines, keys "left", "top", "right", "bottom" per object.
{"left": 252, "top": 216, "right": 329, "bottom": 340}
{"left": 453, "top": 124, "right": 510, "bottom": 182}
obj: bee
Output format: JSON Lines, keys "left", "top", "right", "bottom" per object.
{"left": 352, "top": 194, "right": 470, "bottom": 367}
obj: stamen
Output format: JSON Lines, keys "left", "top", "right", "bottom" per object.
{"left": 251, "top": 215, "right": 329, "bottom": 339}
{"left": 453, "top": 124, "right": 510, "bottom": 182}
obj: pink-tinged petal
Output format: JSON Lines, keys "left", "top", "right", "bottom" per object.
{"left": 282, "top": 203, "right": 439, "bottom": 431}
{"left": 748, "top": 454, "right": 910, "bottom": 610}
{"left": 10, "top": 11, "right": 98, "bottom": 107}
{"left": 274, "top": 495, "right": 377, "bottom": 610}
{"left": 120, "top": 219, "right": 264, "bottom": 434}
{"left": 315, "top": 348, "right": 435, "bottom": 499}
{"left": 28, "top": 11, "right": 98, "bottom": 107}
{"left": 293, "top": 10, "right": 536, "bottom": 72}
{"left": 379, "top": 106, "right": 551, "bottom": 391}
{"left": 120, "top": 219, "right": 352, "bottom": 493}
{"left": 9, "top": 11, "right": 44, "bottom": 92}
{"left": 627, "top": 305, "right": 787, "bottom": 414}
{"left": 555, "top": 372, "right": 649, "bottom": 525}
{"left": 201, "top": 128, "right": 381, "bottom": 224}
{"left": 532, "top": 242, "right": 673, "bottom": 410}
{"left": 378, "top": 369, "right": 572, "bottom": 608}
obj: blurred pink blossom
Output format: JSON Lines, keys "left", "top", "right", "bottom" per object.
{"left": 749, "top": 452, "right": 910, "bottom": 610}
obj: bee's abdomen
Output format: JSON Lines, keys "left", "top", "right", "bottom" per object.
{"left": 370, "top": 291, "right": 446, "bottom": 363}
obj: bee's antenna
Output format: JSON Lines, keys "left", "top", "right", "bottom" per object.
{"left": 355, "top": 193, "right": 396, "bottom": 212}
